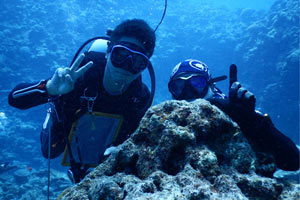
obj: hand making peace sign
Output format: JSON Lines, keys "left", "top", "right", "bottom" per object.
{"left": 46, "top": 54, "right": 93, "bottom": 95}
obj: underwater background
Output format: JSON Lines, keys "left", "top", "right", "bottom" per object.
{"left": 0, "top": 0, "right": 298, "bottom": 199}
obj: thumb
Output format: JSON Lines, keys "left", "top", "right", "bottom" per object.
{"left": 46, "top": 69, "right": 60, "bottom": 95}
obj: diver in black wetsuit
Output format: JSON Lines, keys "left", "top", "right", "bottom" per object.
{"left": 168, "top": 59, "right": 300, "bottom": 172}
{"left": 8, "top": 19, "right": 156, "bottom": 183}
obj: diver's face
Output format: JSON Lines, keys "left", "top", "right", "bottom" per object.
{"left": 103, "top": 37, "right": 146, "bottom": 95}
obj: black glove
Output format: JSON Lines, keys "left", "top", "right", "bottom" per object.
{"left": 210, "top": 64, "right": 257, "bottom": 129}
{"left": 210, "top": 64, "right": 300, "bottom": 171}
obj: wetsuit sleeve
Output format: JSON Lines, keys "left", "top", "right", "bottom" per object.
{"left": 209, "top": 98, "right": 300, "bottom": 171}
{"left": 8, "top": 79, "right": 67, "bottom": 158}
{"left": 8, "top": 80, "right": 50, "bottom": 109}
{"left": 241, "top": 112, "right": 300, "bottom": 171}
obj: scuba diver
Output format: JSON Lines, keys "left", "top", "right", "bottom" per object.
{"left": 168, "top": 59, "right": 300, "bottom": 173}
{"left": 8, "top": 19, "right": 156, "bottom": 183}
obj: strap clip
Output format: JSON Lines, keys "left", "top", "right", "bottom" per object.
{"left": 81, "top": 88, "right": 98, "bottom": 113}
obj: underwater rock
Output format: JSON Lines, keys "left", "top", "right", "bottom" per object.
{"left": 58, "top": 99, "right": 298, "bottom": 200}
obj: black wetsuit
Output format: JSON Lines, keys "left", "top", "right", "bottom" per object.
{"left": 8, "top": 51, "right": 150, "bottom": 159}
{"left": 210, "top": 90, "right": 300, "bottom": 172}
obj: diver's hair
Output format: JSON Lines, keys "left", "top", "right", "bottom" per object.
{"left": 108, "top": 19, "right": 156, "bottom": 57}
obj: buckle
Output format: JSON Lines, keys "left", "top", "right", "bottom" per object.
{"left": 81, "top": 88, "right": 98, "bottom": 113}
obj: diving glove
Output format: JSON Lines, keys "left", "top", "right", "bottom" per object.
{"left": 210, "top": 64, "right": 257, "bottom": 128}
{"left": 210, "top": 64, "right": 300, "bottom": 171}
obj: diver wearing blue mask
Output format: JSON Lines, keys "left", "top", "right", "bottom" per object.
{"left": 168, "top": 59, "right": 226, "bottom": 101}
{"left": 168, "top": 59, "right": 300, "bottom": 173}
{"left": 9, "top": 19, "right": 156, "bottom": 183}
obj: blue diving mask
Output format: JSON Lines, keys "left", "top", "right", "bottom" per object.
{"left": 168, "top": 74, "right": 209, "bottom": 100}
{"left": 110, "top": 44, "right": 150, "bottom": 74}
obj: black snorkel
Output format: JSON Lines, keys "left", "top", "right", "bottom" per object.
{"left": 209, "top": 75, "right": 227, "bottom": 84}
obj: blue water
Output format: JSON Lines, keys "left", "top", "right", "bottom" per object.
{"left": 0, "top": 0, "right": 298, "bottom": 198}
{"left": 208, "top": 0, "right": 276, "bottom": 9}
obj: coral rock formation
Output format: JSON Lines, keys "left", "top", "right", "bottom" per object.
{"left": 58, "top": 100, "right": 299, "bottom": 200}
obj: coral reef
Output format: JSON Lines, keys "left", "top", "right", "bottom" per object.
{"left": 58, "top": 100, "right": 299, "bottom": 200}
